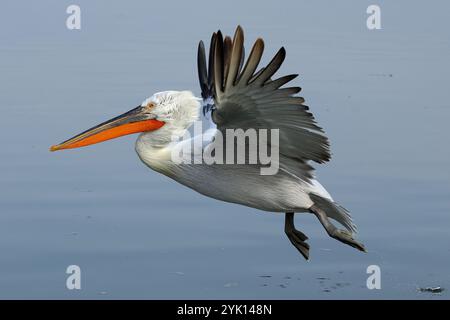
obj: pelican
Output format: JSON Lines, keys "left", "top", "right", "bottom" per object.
{"left": 50, "top": 26, "right": 365, "bottom": 260}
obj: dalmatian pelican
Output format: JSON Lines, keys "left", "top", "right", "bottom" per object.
{"left": 51, "top": 26, "right": 365, "bottom": 260}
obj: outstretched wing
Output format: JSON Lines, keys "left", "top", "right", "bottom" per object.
{"left": 197, "top": 26, "right": 330, "bottom": 181}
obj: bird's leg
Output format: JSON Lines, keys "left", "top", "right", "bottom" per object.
{"left": 284, "top": 212, "right": 310, "bottom": 260}
{"left": 310, "top": 205, "right": 366, "bottom": 252}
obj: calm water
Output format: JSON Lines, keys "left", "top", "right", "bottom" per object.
{"left": 1, "top": 0, "right": 449, "bottom": 299}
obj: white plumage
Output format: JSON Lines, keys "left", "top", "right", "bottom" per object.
{"left": 51, "top": 26, "right": 365, "bottom": 260}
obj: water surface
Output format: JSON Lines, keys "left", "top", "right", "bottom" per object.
{"left": 0, "top": 0, "right": 449, "bottom": 299}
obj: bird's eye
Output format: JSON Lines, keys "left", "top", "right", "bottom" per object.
{"left": 145, "top": 102, "right": 156, "bottom": 110}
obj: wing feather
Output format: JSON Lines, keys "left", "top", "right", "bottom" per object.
{"left": 213, "top": 31, "right": 225, "bottom": 95}
{"left": 207, "top": 33, "right": 216, "bottom": 91}
{"left": 264, "top": 74, "right": 299, "bottom": 91}
{"left": 197, "top": 26, "right": 331, "bottom": 181}
{"left": 223, "top": 36, "right": 233, "bottom": 84}
{"left": 251, "top": 47, "right": 286, "bottom": 85}
{"left": 225, "top": 26, "right": 244, "bottom": 90}
{"left": 239, "top": 39, "right": 264, "bottom": 84}
{"left": 197, "top": 41, "right": 208, "bottom": 99}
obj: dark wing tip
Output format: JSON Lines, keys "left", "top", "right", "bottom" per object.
{"left": 197, "top": 40, "right": 208, "bottom": 98}
{"left": 251, "top": 46, "right": 286, "bottom": 85}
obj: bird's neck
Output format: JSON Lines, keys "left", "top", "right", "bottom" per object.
{"left": 134, "top": 122, "right": 192, "bottom": 174}
{"left": 135, "top": 94, "right": 201, "bottom": 174}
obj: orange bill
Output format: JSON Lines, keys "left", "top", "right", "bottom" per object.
{"left": 50, "top": 105, "right": 165, "bottom": 151}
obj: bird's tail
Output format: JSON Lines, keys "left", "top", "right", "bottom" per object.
{"left": 308, "top": 193, "right": 357, "bottom": 234}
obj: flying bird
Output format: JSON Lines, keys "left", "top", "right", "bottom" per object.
{"left": 50, "top": 26, "right": 365, "bottom": 259}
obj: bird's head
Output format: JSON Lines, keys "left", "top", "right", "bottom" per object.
{"left": 50, "top": 90, "right": 199, "bottom": 152}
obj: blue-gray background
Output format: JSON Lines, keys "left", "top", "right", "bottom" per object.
{"left": 0, "top": 0, "right": 449, "bottom": 299}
